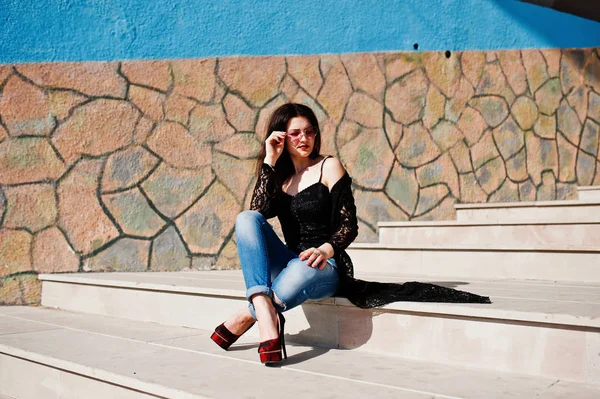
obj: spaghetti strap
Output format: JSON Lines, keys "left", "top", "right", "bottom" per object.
{"left": 319, "top": 156, "right": 332, "bottom": 183}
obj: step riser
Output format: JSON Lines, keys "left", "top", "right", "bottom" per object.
{"left": 41, "top": 281, "right": 599, "bottom": 384}
{"left": 579, "top": 190, "right": 600, "bottom": 201}
{"left": 378, "top": 224, "right": 600, "bottom": 249}
{"left": 347, "top": 248, "right": 600, "bottom": 282}
{"left": 0, "top": 354, "right": 155, "bottom": 399}
{"left": 456, "top": 205, "right": 600, "bottom": 223}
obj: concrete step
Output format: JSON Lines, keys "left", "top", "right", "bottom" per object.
{"left": 347, "top": 244, "right": 600, "bottom": 282}
{"left": 38, "top": 271, "right": 600, "bottom": 384}
{"left": 1, "top": 306, "right": 599, "bottom": 399}
{"left": 378, "top": 220, "right": 600, "bottom": 249}
{"left": 579, "top": 186, "right": 600, "bottom": 201}
{"left": 455, "top": 199, "right": 600, "bottom": 223}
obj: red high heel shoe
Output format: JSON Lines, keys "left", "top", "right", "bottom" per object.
{"left": 210, "top": 321, "right": 255, "bottom": 350}
{"left": 258, "top": 312, "right": 287, "bottom": 364}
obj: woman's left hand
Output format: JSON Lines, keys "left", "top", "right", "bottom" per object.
{"left": 299, "top": 243, "right": 334, "bottom": 270}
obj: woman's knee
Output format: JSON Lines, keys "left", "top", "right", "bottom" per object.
{"left": 235, "top": 210, "right": 265, "bottom": 235}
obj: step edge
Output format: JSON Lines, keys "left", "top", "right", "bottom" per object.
{"left": 0, "top": 344, "right": 203, "bottom": 399}
{"left": 377, "top": 220, "right": 600, "bottom": 228}
{"left": 347, "top": 244, "right": 600, "bottom": 252}
{"left": 455, "top": 200, "right": 600, "bottom": 209}
{"left": 577, "top": 186, "right": 600, "bottom": 192}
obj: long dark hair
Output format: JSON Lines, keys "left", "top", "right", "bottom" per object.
{"left": 256, "top": 103, "right": 321, "bottom": 183}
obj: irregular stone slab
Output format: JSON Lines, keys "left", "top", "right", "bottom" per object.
{"left": 557, "top": 133, "right": 578, "bottom": 182}
{"left": 0, "top": 274, "right": 41, "bottom": 305}
{"left": 191, "top": 255, "right": 217, "bottom": 270}
{"left": 460, "top": 51, "right": 485, "bottom": 88}
{"left": 457, "top": 106, "right": 488, "bottom": 146}
{"left": 385, "top": 68, "right": 428, "bottom": 125}
{"left": 102, "top": 187, "right": 166, "bottom": 238}
{"left": 0, "top": 229, "right": 32, "bottom": 277}
{"left": 17, "top": 62, "right": 126, "bottom": 98}
{"left": 395, "top": 122, "right": 440, "bottom": 168}
{"left": 150, "top": 226, "right": 190, "bottom": 271}
{"left": 590, "top": 91, "right": 600, "bottom": 123}
{"left": 189, "top": 104, "right": 235, "bottom": 144}
{"left": 475, "top": 157, "right": 506, "bottom": 194}
{"left": 57, "top": 159, "right": 119, "bottom": 255}
{"left": 164, "top": 94, "right": 196, "bottom": 125}
{"left": 346, "top": 92, "right": 383, "bottom": 128}
{"left": 0, "top": 75, "right": 55, "bottom": 136}
{"left": 415, "top": 184, "right": 450, "bottom": 217}
{"left": 492, "top": 116, "right": 525, "bottom": 160}
{"left": 287, "top": 55, "right": 323, "bottom": 98}
{"left": 540, "top": 49, "right": 561, "bottom": 77}
{"left": 317, "top": 57, "right": 353, "bottom": 123}
{"left": 557, "top": 100, "right": 582, "bottom": 145}
{"left": 505, "top": 147, "right": 528, "bottom": 183}
{"left": 475, "top": 63, "right": 515, "bottom": 105}
{"left": 533, "top": 114, "right": 556, "bottom": 140}
{"left": 3, "top": 183, "right": 57, "bottom": 232}
{"left": 581, "top": 119, "right": 600, "bottom": 157}
{"left": 489, "top": 179, "right": 519, "bottom": 203}
{"left": 319, "top": 118, "right": 337, "bottom": 157}
{"left": 567, "top": 86, "right": 589, "bottom": 124}
{"left": 525, "top": 131, "right": 558, "bottom": 186}
{"left": 212, "top": 151, "right": 255, "bottom": 203}
{"left": 48, "top": 90, "right": 88, "bottom": 121}
{"left": 522, "top": 50, "right": 550, "bottom": 94}
{"left": 84, "top": 238, "right": 150, "bottom": 272}
{"left": 340, "top": 126, "right": 394, "bottom": 190}
{"left": 52, "top": 99, "right": 139, "bottom": 164}
{"left": 383, "top": 113, "right": 403, "bottom": 150}
{"left": 33, "top": 227, "right": 79, "bottom": 273}
{"left": 498, "top": 50, "right": 527, "bottom": 95}
{"left": 133, "top": 116, "right": 155, "bottom": 144}
{"left": 336, "top": 120, "right": 362, "bottom": 151}
{"left": 445, "top": 78, "right": 475, "bottom": 123}
{"left": 385, "top": 161, "right": 418, "bottom": 215}
{"left": 129, "top": 85, "right": 165, "bottom": 122}
{"left": 219, "top": 57, "right": 285, "bottom": 107}
{"left": 560, "top": 50, "right": 586, "bottom": 95}
{"left": 430, "top": 121, "right": 463, "bottom": 153}
{"left": 423, "top": 52, "right": 461, "bottom": 97}
{"left": 511, "top": 96, "right": 538, "bottom": 131}
{"left": 448, "top": 140, "right": 472, "bottom": 173}
{"left": 535, "top": 78, "right": 562, "bottom": 115}
{"left": 214, "top": 133, "right": 262, "bottom": 160}
{"left": 354, "top": 189, "right": 408, "bottom": 226}
{"left": 519, "top": 179, "right": 537, "bottom": 201}
{"left": 101, "top": 146, "right": 159, "bottom": 193}
{"left": 413, "top": 195, "right": 456, "bottom": 221}
{"left": 255, "top": 95, "right": 286, "bottom": 136}
{"left": 214, "top": 236, "right": 240, "bottom": 270}
{"left": 176, "top": 181, "right": 240, "bottom": 255}
{"left": 468, "top": 96, "right": 509, "bottom": 128}
{"left": 280, "top": 74, "right": 300, "bottom": 102}
{"left": 0, "top": 137, "right": 66, "bottom": 185}
{"left": 584, "top": 52, "right": 600, "bottom": 94}
{"left": 577, "top": 150, "right": 596, "bottom": 186}
{"left": 291, "top": 88, "right": 327, "bottom": 123}
{"left": 537, "top": 171, "right": 557, "bottom": 201}
{"left": 171, "top": 58, "right": 215, "bottom": 102}
{"left": 470, "top": 130, "right": 499, "bottom": 170}
{"left": 223, "top": 93, "right": 256, "bottom": 132}
{"left": 141, "top": 163, "right": 214, "bottom": 219}
{"left": 416, "top": 153, "right": 459, "bottom": 197}
{"left": 121, "top": 60, "right": 171, "bottom": 92}
{"left": 556, "top": 182, "right": 577, "bottom": 200}
{"left": 422, "top": 85, "right": 445, "bottom": 129}
{"left": 147, "top": 121, "right": 211, "bottom": 169}
{"left": 459, "top": 172, "right": 487, "bottom": 203}
{"left": 342, "top": 53, "right": 386, "bottom": 100}
{"left": 385, "top": 52, "right": 422, "bottom": 83}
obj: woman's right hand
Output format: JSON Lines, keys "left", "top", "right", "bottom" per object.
{"left": 264, "top": 131, "right": 286, "bottom": 165}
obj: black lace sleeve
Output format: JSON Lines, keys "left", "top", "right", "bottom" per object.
{"left": 329, "top": 173, "right": 358, "bottom": 255}
{"left": 250, "top": 163, "right": 280, "bottom": 219}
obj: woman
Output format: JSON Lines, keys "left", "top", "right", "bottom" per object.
{"left": 211, "top": 104, "right": 490, "bottom": 364}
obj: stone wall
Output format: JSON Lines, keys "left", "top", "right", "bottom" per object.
{"left": 0, "top": 48, "right": 599, "bottom": 304}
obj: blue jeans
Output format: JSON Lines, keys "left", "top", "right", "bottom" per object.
{"left": 235, "top": 210, "right": 339, "bottom": 319}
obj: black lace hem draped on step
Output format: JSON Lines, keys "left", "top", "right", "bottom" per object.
{"left": 249, "top": 163, "right": 491, "bottom": 308}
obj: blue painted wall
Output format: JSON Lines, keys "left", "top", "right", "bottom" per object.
{"left": 1, "top": 0, "right": 599, "bottom": 63}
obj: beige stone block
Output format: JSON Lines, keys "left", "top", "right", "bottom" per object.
{"left": 346, "top": 91, "right": 383, "bottom": 128}
{"left": 121, "top": 60, "right": 171, "bottom": 92}
{"left": 341, "top": 53, "right": 386, "bottom": 101}
{"left": 385, "top": 68, "right": 428, "bottom": 125}
{"left": 287, "top": 55, "right": 322, "bottom": 98}
{"left": 146, "top": 121, "right": 211, "bottom": 169}
{"left": 460, "top": 51, "right": 486, "bottom": 88}
{"left": 522, "top": 50, "right": 550, "bottom": 93}
{"left": 163, "top": 94, "right": 196, "bottom": 125}
{"left": 0, "top": 230, "right": 32, "bottom": 277}
{"left": 0, "top": 137, "right": 66, "bottom": 185}
{"left": 171, "top": 58, "right": 215, "bottom": 102}
{"left": 223, "top": 93, "right": 256, "bottom": 132}
{"left": 33, "top": 227, "right": 79, "bottom": 273}
{"left": 498, "top": 50, "right": 527, "bottom": 95}
{"left": 3, "top": 183, "right": 57, "bottom": 232}
{"left": 128, "top": 85, "right": 165, "bottom": 122}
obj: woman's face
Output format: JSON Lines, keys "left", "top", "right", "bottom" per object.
{"left": 285, "top": 116, "right": 317, "bottom": 158}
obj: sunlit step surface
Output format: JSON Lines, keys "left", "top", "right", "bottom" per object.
{"left": 578, "top": 186, "right": 600, "bottom": 201}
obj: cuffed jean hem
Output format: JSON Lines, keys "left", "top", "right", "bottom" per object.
{"left": 246, "top": 285, "right": 272, "bottom": 302}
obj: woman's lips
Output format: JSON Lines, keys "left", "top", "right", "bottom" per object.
{"left": 297, "top": 145, "right": 309, "bottom": 150}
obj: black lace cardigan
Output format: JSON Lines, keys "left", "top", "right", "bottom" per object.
{"left": 250, "top": 163, "right": 491, "bottom": 308}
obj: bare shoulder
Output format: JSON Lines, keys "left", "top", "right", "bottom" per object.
{"left": 321, "top": 157, "right": 346, "bottom": 189}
